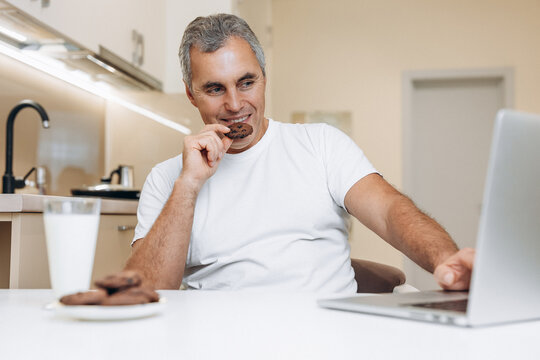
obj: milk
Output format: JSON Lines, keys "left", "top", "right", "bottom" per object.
{"left": 44, "top": 213, "right": 100, "bottom": 298}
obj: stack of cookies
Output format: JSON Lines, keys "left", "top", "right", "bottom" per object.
{"left": 59, "top": 270, "right": 159, "bottom": 306}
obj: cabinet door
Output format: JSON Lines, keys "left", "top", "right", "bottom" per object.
{"left": 6, "top": 0, "right": 104, "bottom": 52}
{"left": 0, "top": 217, "right": 11, "bottom": 288}
{"left": 91, "top": 214, "right": 136, "bottom": 283}
{"left": 96, "top": 0, "right": 166, "bottom": 83}
{"left": 5, "top": 0, "right": 166, "bottom": 83}
{"left": 9, "top": 213, "right": 50, "bottom": 289}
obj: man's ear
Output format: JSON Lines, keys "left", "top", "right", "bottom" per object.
{"left": 184, "top": 80, "right": 197, "bottom": 107}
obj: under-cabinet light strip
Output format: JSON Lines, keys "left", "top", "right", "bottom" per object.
{"left": 0, "top": 41, "right": 191, "bottom": 135}
{"left": 0, "top": 25, "right": 28, "bottom": 42}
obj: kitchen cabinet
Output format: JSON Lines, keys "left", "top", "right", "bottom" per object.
{"left": 5, "top": 0, "right": 166, "bottom": 86}
{"left": 5, "top": 0, "right": 233, "bottom": 93}
{"left": 0, "top": 195, "right": 137, "bottom": 289}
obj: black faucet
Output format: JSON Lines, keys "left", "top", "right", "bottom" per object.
{"left": 2, "top": 100, "right": 50, "bottom": 194}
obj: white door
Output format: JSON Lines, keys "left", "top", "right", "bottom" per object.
{"left": 403, "top": 69, "right": 513, "bottom": 290}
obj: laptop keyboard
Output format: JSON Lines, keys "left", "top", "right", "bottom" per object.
{"left": 409, "top": 299, "right": 468, "bottom": 313}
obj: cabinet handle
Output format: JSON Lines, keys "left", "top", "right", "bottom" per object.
{"left": 117, "top": 225, "right": 136, "bottom": 231}
{"left": 132, "top": 30, "right": 144, "bottom": 67}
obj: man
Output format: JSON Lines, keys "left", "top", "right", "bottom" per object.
{"left": 125, "top": 14, "right": 474, "bottom": 293}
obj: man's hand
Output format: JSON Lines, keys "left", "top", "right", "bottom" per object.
{"left": 433, "top": 248, "right": 475, "bottom": 290}
{"left": 181, "top": 124, "right": 233, "bottom": 192}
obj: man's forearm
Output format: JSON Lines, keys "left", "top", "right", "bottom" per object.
{"left": 385, "top": 195, "right": 458, "bottom": 273}
{"left": 125, "top": 177, "right": 198, "bottom": 289}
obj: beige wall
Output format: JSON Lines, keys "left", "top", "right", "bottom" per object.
{"left": 271, "top": 0, "right": 540, "bottom": 269}
{"left": 0, "top": 53, "right": 105, "bottom": 196}
{"left": 105, "top": 92, "right": 202, "bottom": 189}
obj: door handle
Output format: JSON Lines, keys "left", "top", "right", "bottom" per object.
{"left": 117, "top": 225, "right": 136, "bottom": 231}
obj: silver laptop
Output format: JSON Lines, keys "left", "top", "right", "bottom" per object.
{"left": 318, "top": 109, "right": 540, "bottom": 327}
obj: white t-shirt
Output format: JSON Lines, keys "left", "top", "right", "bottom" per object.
{"left": 134, "top": 119, "right": 378, "bottom": 294}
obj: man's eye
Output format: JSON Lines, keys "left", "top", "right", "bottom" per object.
{"left": 207, "top": 87, "right": 224, "bottom": 95}
{"left": 239, "top": 81, "right": 254, "bottom": 89}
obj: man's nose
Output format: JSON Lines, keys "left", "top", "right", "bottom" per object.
{"left": 224, "top": 89, "right": 242, "bottom": 112}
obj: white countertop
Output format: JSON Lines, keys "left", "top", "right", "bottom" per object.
{"left": 0, "top": 194, "right": 137, "bottom": 214}
{"left": 0, "top": 289, "right": 539, "bottom": 360}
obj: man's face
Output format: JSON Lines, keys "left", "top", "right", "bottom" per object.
{"left": 185, "top": 36, "right": 267, "bottom": 154}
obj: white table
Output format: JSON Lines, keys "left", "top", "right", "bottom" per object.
{"left": 1, "top": 290, "right": 539, "bottom": 360}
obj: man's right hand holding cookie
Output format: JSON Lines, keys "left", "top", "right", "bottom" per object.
{"left": 123, "top": 124, "right": 234, "bottom": 289}
{"left": 180, "top": 124, "right": 233, "bottom": 194}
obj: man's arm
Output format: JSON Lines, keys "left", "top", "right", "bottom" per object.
{"left": 344, "top": 173, "right": 474, "bottom": 290}
{"left": 125, "top": 177, "right": 199, "bottom": 289}
{"left": 124, "top": 124, "right": 233, "bottom": 289}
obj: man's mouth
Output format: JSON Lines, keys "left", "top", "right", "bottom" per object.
{"left": 222, "top": 114, "right": 250, "bottom": 124}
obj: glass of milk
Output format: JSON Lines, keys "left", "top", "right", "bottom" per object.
{"left": 43, "top": 197, "right": 101, "bottom": 299}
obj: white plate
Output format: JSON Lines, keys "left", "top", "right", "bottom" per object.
{"left": 48, "top": 298, "right": 167, "bottom": 321}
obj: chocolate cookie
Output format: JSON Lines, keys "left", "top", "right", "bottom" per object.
{"left": 122, "top": 286, "right": 160, "bottom": 303}
{"left": 225, "top": 123, "right": 253, "bottom": 139}
{"left": 101, "top": 290, "right": 150, "bottom": 306}
{"left": 60, "top": 289, "right": 107, "bottom": 305}
{"left": 100, "top": 286, "right": 159, "bottom": 306}
{"left": 94, "top": 270, "right": 142, "bottom": 294}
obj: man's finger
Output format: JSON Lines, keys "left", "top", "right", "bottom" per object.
{"left": 222, "top": 136, "right": 234, "bottom": 153}
{"left": 455, "top": 247, "right": 475, "bottom": 268}
{"left": 433, "top": 248, "right": 475, "bottom": 290}
{"left": 435, "top": 264, "right": 470, "bottom": 289}
{"left": 434, "top": 264, "right": 455, "bottom": 286}
{"left": 200, "top": 123, "right": 231, "bottom": 136}
{"left": 194, "top": 135, "right": 222, "bottom": 167}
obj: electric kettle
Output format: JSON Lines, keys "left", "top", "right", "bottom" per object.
{"left": 101, "top": 165, "right": 134, "bottom": 188}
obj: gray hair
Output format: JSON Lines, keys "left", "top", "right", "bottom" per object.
{"left": 179, "top": 13, "right": 266, "bottom": 92}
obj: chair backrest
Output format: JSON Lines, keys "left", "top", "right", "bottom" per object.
{"left": 350, "top": 258, "right": 406, "bottom": 293}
